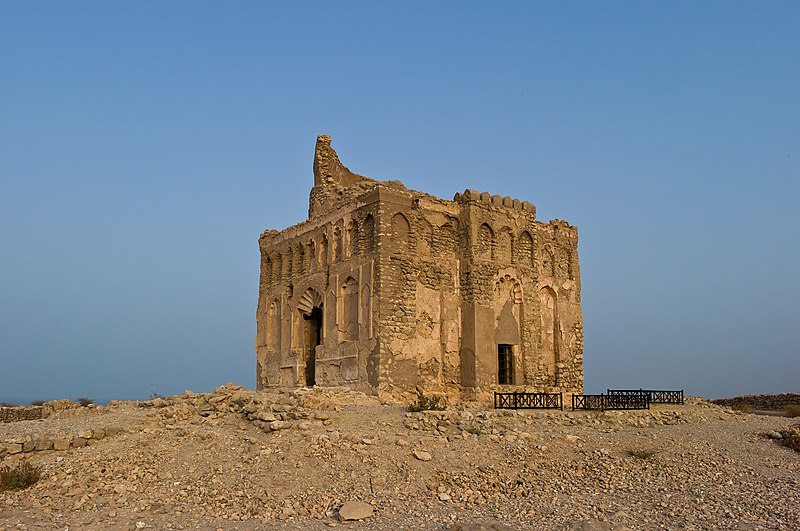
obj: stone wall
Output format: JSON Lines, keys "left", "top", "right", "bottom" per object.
{"left": 0, "top": 406, "right": 44, "bottom": 423}
{"left": 1, "top": 427, "right": 122, "bottom": 459}
{"left": 711, "top": 394, "right": 800, "bottom": 411}
{"left": 257, "top": 136, "right": 584, "bottom": 402}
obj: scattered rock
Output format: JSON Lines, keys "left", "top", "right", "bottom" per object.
{"left": 338, "top": 501, "right": 374, "bottom": 521}
{"left": 413, "top": 449, "right": 433, "bottom": 461}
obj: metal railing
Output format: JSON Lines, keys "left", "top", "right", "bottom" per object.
{"left": 608, "top": 389, "right": 684, "bottom": 405}
{"left": 494, "top": 391, "right": 563, "bottom": 410}
{"left": 572, "top": 393, "right": 650, "bottom": 410}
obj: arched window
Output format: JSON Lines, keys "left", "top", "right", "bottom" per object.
{"left": 478, "top": 223, "right": 494, "bottom": 259}
{"left": 437, "top": 221, "right": 458, "bottom": 255}
{"left": 363, "top": 215, "right": 376, "bottom": 256}
{"left": 516, "top": 231, "right": 534, "bottom": 268}
{"left": 390, "top": 213, "right": 410, "bottom": 252}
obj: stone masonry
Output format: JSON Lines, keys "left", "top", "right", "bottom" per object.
{"left": 256, "top": 135, "right": 583, "bottom": 402}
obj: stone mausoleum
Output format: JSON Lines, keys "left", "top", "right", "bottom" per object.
{"left": 256, "top": 135, "right": 583, "bottom": 401}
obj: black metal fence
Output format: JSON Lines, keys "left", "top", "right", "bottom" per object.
{"left": 572, "top": 393, "right": 650, "bottom": 410}
{"left": 571, "top": 394, "right": 607, "bottom": 410}
{"left": 607, "top": 389, "right": 684, "bottom": 405}
{"left": 494, "top": 391, "right": 563, "bottom": 410}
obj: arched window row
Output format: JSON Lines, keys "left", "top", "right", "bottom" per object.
{"left": 387, "top": 213, "right": 460, "bottom": 255}
{"left": 262, "top": 213, "right": 379, "bottom": 284}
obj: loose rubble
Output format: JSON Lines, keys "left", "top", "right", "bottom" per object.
{"left": 1, "top": 385, "right": 798, "bottom": 530}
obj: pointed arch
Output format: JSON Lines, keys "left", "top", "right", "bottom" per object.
{"left": 390, "top": 213, "right": 410, "bottom": 252}
{"left": 417, "top": 218, "right": 434, "bottom": 256}
{"left": 478, "top": 222, "right": 494, "bottom": 259}
{"left": 362, "top": 214, "right": 375, "bottom": 256}
{"left": 437, "top": 220, "right": 458, "bottom": 254}
{"left": 516, "top": 231, "right": 534, "bottom": 268}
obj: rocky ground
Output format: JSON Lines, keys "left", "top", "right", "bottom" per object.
{"left": 1, "top": 386, "right": 798, "bottom": 530}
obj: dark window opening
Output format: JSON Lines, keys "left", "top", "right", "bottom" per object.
{"left": 303, "top": 307, "right": 322, "bottom": 386}
{"left": 498, "top": 344, "right": 514, "bottom": 385}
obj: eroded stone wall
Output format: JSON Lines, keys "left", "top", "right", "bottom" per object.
{"left": 0, "top": 406, "right": 44, "bottom": 423}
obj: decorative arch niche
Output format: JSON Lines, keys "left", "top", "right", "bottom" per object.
{"left": 390, "top": 213, "right": 410, "bottom": 253}
{"left": 339, "top": 277, "right": 359, "bottom": 341}
{"left": 363, "top": 215, "right": 375, "bottom": 256}
{"left": 494, "top": 275, "right": 523, "bottom": 385}
{"left": 516, "top": 231, "right": 534, "bottom": 268}
{"left": 539, "top": 286, "right": 557, "bottom": 378}
{"left": 478, "top": 222, "right": 494, "bottom": 259}
{"left": 267, "top": 300, "right": 281, "bottom": 351}
{"left": 417, "top": 218, "right": 434, "bottom": 256}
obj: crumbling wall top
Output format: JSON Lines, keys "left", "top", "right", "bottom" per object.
{"left": 313, "top": 134, "right": 373, "bottom": 187}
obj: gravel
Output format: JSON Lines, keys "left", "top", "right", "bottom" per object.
{"left": 1, "top": 385, "right": 798, "bottom": 530}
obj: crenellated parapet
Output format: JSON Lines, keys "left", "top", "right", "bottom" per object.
{"left": 454, "top": 189, "right": 536, "bottom": 216}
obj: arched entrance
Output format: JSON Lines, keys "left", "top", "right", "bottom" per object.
{"left": 297, "top": 288, "right": 323, "bottom": 386}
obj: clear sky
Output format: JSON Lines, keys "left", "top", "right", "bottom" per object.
{"left": 1, "top": 2, "right": 798, "bottom": 404}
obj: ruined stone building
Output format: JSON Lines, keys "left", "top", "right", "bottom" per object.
{"left": 256, "top": 135, "right": 583, "bottom": 401}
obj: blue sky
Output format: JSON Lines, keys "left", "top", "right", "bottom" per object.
{"left": 1, "top": 2, "right": 798, "bottom": 404}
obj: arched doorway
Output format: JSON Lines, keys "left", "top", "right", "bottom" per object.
{"left": 303, "top": 307, "right": 322, "bottom": 386}
{"left": 297, "top": 288, "right": 323, "bottom": 386}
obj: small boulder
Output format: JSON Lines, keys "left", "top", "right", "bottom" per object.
{"left": 338, "top": 501, "right": 374, "bottom": 521}
{"left": 269, "top": 420, "right": 291, "bottom": 431}
{"left": 413, "top": 449, "right": 433, "bottom": 461}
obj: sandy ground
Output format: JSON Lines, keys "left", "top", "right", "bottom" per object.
{"left": 1, "top": 386, "right": 798, "bottom": 530}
